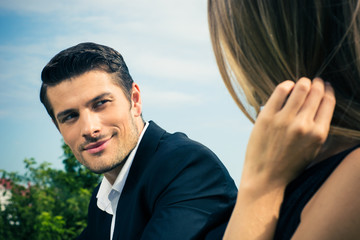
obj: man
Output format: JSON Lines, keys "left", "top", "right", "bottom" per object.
{"left": 40, "top": 42, "right": 237, "bottom": 240}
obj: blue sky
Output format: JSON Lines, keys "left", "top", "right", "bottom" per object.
{"left": 0, "top": 0, "right": 252, "bottom": 184}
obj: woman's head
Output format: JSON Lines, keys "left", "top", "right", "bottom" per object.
{"left": 208, "top": 0, "right": 360, "bottom": 138}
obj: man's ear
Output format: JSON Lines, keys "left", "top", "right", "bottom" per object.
{"left": 131, "top": 83, "right": 142, "bottom": 117}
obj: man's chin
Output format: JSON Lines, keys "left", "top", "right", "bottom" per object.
{"left": 90, "top": 160, "right": 126, "bottom": 174}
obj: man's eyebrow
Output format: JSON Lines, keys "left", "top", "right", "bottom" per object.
{"left": 87, "top": 92, "right": 112, "bottom": 106}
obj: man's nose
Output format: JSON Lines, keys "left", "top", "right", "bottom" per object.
{"left": 80, "top": 111, "right": 101, "bottom": 139}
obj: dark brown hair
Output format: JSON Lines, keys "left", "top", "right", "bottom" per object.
{"left": 40, "top": 42, "right": 134, "bottom": 123}
{"left": 208, "top": 0, "right": 360, "bottom": 138}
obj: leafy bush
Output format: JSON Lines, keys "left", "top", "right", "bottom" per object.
{"left": 0, "top": 143, "right": 101, "bottom": 240}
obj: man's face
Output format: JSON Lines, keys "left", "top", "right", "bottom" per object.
{"left": 47, "top": 70, "right": 143, "bottom": 174}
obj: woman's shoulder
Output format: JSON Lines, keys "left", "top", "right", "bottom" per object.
{"left": 292, "top": 145, "right": 360, "bottom": 239}
{"left": 323, "top": 145, "right": 360, "bottom": 189}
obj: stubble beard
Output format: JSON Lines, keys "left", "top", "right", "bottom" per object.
{"left": 77, "top": 117, "right": 140, "bottom": 175}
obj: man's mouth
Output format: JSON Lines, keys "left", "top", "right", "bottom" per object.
{"left": 83, "top": 138, "right": 111, "bottom": 154}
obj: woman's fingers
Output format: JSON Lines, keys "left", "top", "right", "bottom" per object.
{"left": 314, "top": 82, "right": 336, "bottom": 127}
{"left": 281, "top": 77, "right": 312, "bottom": 115}
{"left": 261, "top": 80, "right": 295, "bottom": 115}
{"left": 297, "top": 78, "right": 326, "bottom": 119}
{"left": 264, "top": 78, "right": 335, "bottom": 126}
{"left": 289, "top": 78, "right": 335, "bottom": 142}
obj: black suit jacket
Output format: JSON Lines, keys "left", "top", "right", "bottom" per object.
{"left": 78, "top": 121, "right": 237, "bottom": 240}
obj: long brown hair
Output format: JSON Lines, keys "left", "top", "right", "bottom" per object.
{"left": 208, "top": 0, "right": 360, "bottom": 138}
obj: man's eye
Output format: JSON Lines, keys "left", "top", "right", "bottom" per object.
{"left": 61, "top": 113, "right": 78, "bottom": 123}
{"left": 94, "top": 100, "right": 109, "bottom": 109}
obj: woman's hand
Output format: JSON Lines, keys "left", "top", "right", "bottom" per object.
{"left": 224, "top": 77, "right": 336, "bottom": 240}
{"left": 243, "top": 77, "right": 336, "bottom": 186}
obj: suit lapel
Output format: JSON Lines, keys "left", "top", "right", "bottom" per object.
{"left": 85, "top": 185, "right": 112, "bottom": 240}
{"left": 111, "top": 121, "right": 165, "bottom": 240}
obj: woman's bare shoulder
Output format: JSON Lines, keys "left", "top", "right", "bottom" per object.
{"left": 292, "top": 146, "right": 360, "bottom": 239}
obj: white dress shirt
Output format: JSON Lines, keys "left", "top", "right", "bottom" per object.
{"left": 96, "top": 122, "right": 149, "bottom": 240}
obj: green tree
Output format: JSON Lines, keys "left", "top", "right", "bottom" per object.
{"left": 0, "top": 142, "right": 101, "bottom": 240}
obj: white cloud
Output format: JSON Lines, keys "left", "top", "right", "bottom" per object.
{"left": 141, "top": 86, "right": 203, "bottom": 108}
{"left": 1, "top": 0, "right": 215, "bottom": 82}
{"left": 1, "top": 0, "right": 206, "bottom": 16}
{"left": 1, "top": 0, "right": 209, "bottom": 44}
{"left": 131, "top": 53, "right": 219, "bottom": 83}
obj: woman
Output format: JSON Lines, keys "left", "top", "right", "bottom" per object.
{"left": 208, "top": 0, "right": 360, "bottom": 239}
